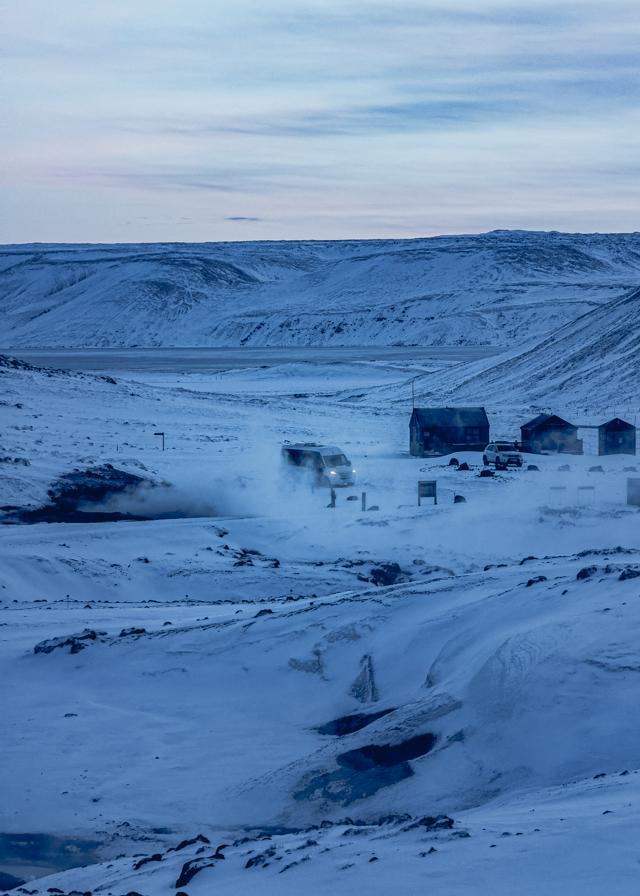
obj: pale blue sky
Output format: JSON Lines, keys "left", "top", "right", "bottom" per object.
{"left": 2, "top": 0, "right": 639, "bottom": 242}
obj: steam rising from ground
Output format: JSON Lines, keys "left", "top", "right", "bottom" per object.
{"left": 86, "top": 446, "right": 335, "bottom": 521}
{"left": 90, "top": 452, "right": 639, "bottom": 580}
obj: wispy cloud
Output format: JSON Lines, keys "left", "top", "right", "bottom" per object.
{"left": 1, "top": 0, "right": 640, "bottom": 241}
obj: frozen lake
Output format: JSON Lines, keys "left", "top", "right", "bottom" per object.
{"left": 3, "top": 344, "right": 499, "bottom": 373}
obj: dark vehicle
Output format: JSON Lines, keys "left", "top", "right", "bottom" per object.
{"left": 281, "top": 443, "right": 356, "bottom": 487}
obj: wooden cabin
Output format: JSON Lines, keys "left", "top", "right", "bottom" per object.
{"left": 598, "top": 418, "right": 636, "bottom": 456}
{"left": 520, "top": 413, "right": 583, "bottom": 455}
{"left": 410, "top": 407, "right": 489, "bottom": 457}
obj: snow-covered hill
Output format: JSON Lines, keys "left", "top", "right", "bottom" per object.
{"left": 401, "top": 285, "right": 640, "bottom": 410}
{"left": 2, "top": 230, "right": 640, "bottom": 348}
{"left": 2, "top": 350, "right": 640, "bottom": 893}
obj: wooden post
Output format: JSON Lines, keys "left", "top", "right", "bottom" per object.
{"left": 361, "top": 492, "right": 367, "bottom": 512}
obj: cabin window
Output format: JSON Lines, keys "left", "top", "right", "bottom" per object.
{"left": 464, "top": 426, "right": 482, "bottom": 442}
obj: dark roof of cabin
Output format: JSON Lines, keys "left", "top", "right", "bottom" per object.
{"left": 411, "top": 407, "right": 489, "bottom": 428}
{"left": 598, "top": 417, "right": 635, "bottom": 431}
{"left": 521, "top": 413, "right": 575, "bottom": 431}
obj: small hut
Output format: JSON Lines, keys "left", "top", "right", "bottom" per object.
{"left": 410, "top": 407, "right": 489, "bottom": 457}
{"left": 520, "top": 414, "right": 583, "bottom": 455}
{"left": 598, "top": 418, "right": 636, "bottom": 456}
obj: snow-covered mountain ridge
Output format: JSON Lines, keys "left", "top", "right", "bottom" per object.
{"left": 2, "top": 230, "right": 640, "bottom": 348}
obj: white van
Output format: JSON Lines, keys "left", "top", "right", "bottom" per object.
{"left": 281, "top": 443, "right": 356, "bottom": 487}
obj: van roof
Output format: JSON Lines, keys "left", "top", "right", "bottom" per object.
{"left": 283, "top": 443, "right": 344, "bottom": 454}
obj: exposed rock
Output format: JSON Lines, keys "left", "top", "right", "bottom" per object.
{"left": 169, "top": 835, "right": 211, "bottom": 852}
{"left": 369, "top": 562, "right": 402, "bottom": 586}
{"left": 417, "top": 814, "right": 454, "bottom": 830}
{"left": 4, "top": 464, "right": 164, "bottom": 524}
{"left": 133, "top": 853, "right": 162, "bottom": 870}
{"left": 47, "top": 465, "right": 148, "bottom": 510}
{"left": 576, "top": 566, "right": 598, "bottom": 581}
{"left": 350, "top": 654, "right": 379, "bottom": 703}
{"left": 316, "top": 707, "right": 395, "bottom": 736}
{"left": 289, "top": 648, "right": 325, "bottom": 676}
{"left": 337, "top": 733, "right": 436, "bottom": 770}
{"left": 34, "top": 629, "right": 107, "bottom": 655}
{"left": 175, "top": 858, "right": 216, "bottom": 888}
{"left": 245, "top": 846, "right": 277, "bottom": 869}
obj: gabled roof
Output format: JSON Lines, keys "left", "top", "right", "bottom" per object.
{"left": 411, "top": 406, "right": 489, "bottom": 428}
{"left": 521, "top": 413, "right": 574, "bottom": 431}
{"left": 598, "top": 417, "right": 635, "bottom": 431}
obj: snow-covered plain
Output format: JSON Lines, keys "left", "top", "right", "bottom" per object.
{"left": 2, "top": 343, "right": 640, "bottom": 894}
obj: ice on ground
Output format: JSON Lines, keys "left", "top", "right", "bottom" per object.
{"left": 1, "top": 349, "right": 639, "bottom": 893}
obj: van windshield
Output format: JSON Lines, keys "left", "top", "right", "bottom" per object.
{"left": 322, "top": 453, "right": 349, "bottom": 467}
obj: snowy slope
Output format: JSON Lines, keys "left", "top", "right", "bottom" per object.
{"left": 2, "top": 230, "right": 640, "bottom": 348}
{"left": 398, "top": 285, "right": 640, "bottom": 410}
{"left": 5, "top": 551, "right": 640, "bottom": 834}
{"left": 2, "top": 354, "right": 640, "bottom": 893}
{"left": 18, "top": 775, "right": 640, "bottom": 896}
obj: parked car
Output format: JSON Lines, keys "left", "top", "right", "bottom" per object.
{"left": 281, "top": 443, "right": 356, "bottom": 487}
{"left": 483, "top": 441, "right": 523, "bottom": 470}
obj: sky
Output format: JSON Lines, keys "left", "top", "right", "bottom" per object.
{"left": 1, "top": 0, "right": 640, "bottom": 242}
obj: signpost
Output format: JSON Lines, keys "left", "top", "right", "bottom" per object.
{"left": 628, "top": 478, "right": 640, "bottom": 507}
{"left": 577, "top": 485, "right": 595, "bottom": 505}
{"left": 154, "top": 431, "right": 165, "bottom": 451}
{"left": 549, "top": 485, "right": 567, "bottom": 505}
{"left": 418, "top": 480, "right": 437, "bottom": 506}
